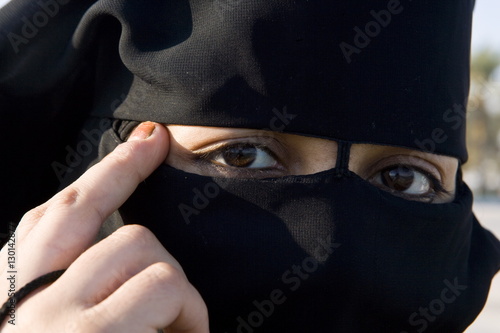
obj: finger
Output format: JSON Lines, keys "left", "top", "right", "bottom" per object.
{"left": 91, "top": 262, "right": 209, "bottom": 333}
{"left": 21, "top": 122, "right": 169, "bottom": 277}
{"left": 59, "top": 225, "right": 183, "bottom": 304}
{"left": 10, "top": 205, "right": 49, "bottom": 244}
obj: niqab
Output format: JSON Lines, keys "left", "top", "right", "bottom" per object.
{"left": 1, "top": 1, "right": 499, "bottom": 332}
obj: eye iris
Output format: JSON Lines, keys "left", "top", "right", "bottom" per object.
{"left": 222, "top": 145, "right": 257, "bottom": 167}
{"left": 382, "top": 166, "right": 415, "bottom": 191}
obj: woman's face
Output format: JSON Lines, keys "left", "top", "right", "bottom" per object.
{"left": 165, "top": 125, "right": 458, "bottom": 203}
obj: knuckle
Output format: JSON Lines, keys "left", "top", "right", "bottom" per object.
{"left": 77, "top": 307, "right": 114, "bottom": 333}
{"left": 112, "top": 225, "right": 186, "bottom": 273}
{"left": 106, "top": 225, "right": 168, "bottom": 261}
{"left": 52, "top": 187, "right": 82, "bottom": 207}
{"left": 149, "top": 262, "right": 186, "bottom": 289}
{"left": 22, "top": 205, "right": 47, "bottom": 222}
{"left": 113, "top": 224, "right": 157, "bottom": 247}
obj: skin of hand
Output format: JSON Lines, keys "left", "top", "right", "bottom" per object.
{"left": 0, "top": 122, "right": 209, "bottom": 333}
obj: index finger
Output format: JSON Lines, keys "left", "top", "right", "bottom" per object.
{"left": 23, "top": 121, "right": 169, "bottom": 273}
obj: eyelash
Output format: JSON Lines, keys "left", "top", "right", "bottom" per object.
{"left": 190, "top": 141, "right": 448, "bottom": 202}
{"left": 372, "top": 164, "right": 449, "bottom": 203}
{"left": 193, "top": 142, "right": 285, "bottom": 177}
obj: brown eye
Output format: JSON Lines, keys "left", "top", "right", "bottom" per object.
{"left": 219, "top": 144, "right": 257, "bottom": 167}
{"left": 374, "top": 165, "right": 434, "bottom": 197}
{"left": 213, "top": 144, "right": 277, "bottom": 169}
{"left": 381, "top": 166, "right": 416, "bottom": 191}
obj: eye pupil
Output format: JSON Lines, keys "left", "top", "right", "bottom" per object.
{"left": 222, "top": 145, "right": 257, "bottom": 167}
{"left": 382, "top": 166, "right": 415, "bottom": 191}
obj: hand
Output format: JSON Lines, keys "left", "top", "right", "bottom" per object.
{"left": 0, "top": 122, "right": 209, "bottom": 332}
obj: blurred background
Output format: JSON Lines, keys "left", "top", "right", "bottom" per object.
{"left": 464, "top": 1, "right": 500, "bottom": 332}
{"left": 465, "top": 0, "right": 500, "bottom": 198}
{"left": 0, "top": 0, "right": 498, "bottom": 331}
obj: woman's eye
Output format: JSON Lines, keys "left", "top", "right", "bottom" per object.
{"left": 211, "top": 143, "right": 278, "bottom": 169}
{"left": 372, "top": 165, "right": 446, "bottom": 201}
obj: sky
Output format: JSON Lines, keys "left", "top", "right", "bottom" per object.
{"left": 471, "top": 0, "right": 500, "bottom": 54}
{"left": 0, "top": 0, "right": 499, "bottom": 53}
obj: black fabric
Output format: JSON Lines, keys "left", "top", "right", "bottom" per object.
{"left": 81, "top": 121, "right": 498, "bottom": 333}
{"left": 115, "top": 138, "right": 499, "bottom": 333}
{"left": 1, "top": 1, "right": 500, "bottom": 332}
{"left": 1, "top": 0, "right": 472, "bottom": 161}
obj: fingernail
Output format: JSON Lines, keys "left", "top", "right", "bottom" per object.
{"left": 128, "top": 122, "right": 156, "bottom": 141}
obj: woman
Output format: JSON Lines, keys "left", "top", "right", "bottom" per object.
{"left": 1, "top": 0, "right": 499, "bottom": 332}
